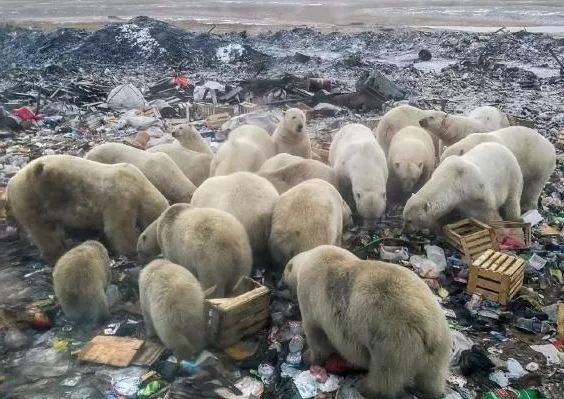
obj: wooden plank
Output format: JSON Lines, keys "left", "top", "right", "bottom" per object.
{"left": 218, "top": 295, "right": 270, "bottom": 327}
{"left": 490, "top": 253, "right": 509, "bottom": 272}
{"left": 471, "top": 218, "right": 493, "bottom": 230}
{"left": 475, "top": 277, "right": 502, "bottom": 292}
{"left": 217, "top": 318, "right": 270, "bottom": 348}
{"left": 446, "top": 219, "right": 473, "bottom": 230}
{"left": 219, "top": 308, "right": 270, "bottom": 339}
{"left": 131, "top": 341, "right": 165, "bottom": 366}
{"left": 468, "top": 244, "right": 494, "bottom": 258}
{"left": 509, "top": 274, "right": 524, "bottom": 297}
{"left": 473, "top": 249, "right": 494, "bottom": 267}
{"left": 466, "top": 236, "right": 494, "bottom": 250}
{"left": 474, "top": 266, "right": 503, "bottom": 282}
{"left": 481, "top": 252, "right": 503, "bottom": 270}
{"left": 79, "top": 336, "right": 143, "bottom": 367}
{"left": 498, "top": 275, "right": 511, "bottom": 305}
{"left": 465, "top": 229, "right": 491, "bottom": 242}
{"left": 467, "top": 268, "right": 479, "bottom": 292}
{"left": 505, "top": 258, "right": 525, "bottom": 275}
{"left": 472, "top": 287, "right": 499, "bottom": 302}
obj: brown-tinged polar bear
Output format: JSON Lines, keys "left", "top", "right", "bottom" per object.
{"left": 7, "top": 155, "right": 168, "bottom": 262}
{"left": 283, "top": 245, "right": 451, "bottom": 399}
{"left": 170, "top": 123, "right": 213, "bottom": 155}
{"left": 210, "top": 125, "right": 276, "bottom": 176}
{"left": 329, "top": 123, "right": 388, "bottom": 227}
{"left": 269, "top": 179, "right": 352, "bottom": 267}
{"left": 148, "top": 143, "right": 211, "bottom": 187}
{"left": 137, "top": 204, "right": 252, "bottom": 298}
{"left": 441, "top": 126, "right": 556, "bottom": 211}
{"left": 258, "top": 159, "right": 338, "bottom": 194}
{"left": 139, "top": 259, "right": 205, "bottom": 360}
{"left": 387, "top": 126, "right": 436, "bottom": 195}
{"left": 419, "top": 105, "right": 510, "bottom": 146}
{"left": 85, "top": 142, "right": 196, "bottom": 203}
{"left": 403, "top": 142, "right": 523, "bottom": 232}
{"left": 272, "top": 108, "right": 311, "bottom": 158}
{"left": 53, "top": 240, "right": 110, "bottom": 323}
{"left": 190, "top": 172, "right": 279, "bottom": 264}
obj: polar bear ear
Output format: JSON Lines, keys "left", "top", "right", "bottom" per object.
{"left": 394, "top": 162, "right": 400, "bottom": 168}
{"left": 417, "top": 161, "right": 423, "bottom": 168}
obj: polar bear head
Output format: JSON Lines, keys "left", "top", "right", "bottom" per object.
{"left": 440, "top": 133, "right": 494, "bottom": 162}
{"left": 281, "top": 108, "right": 306, "bottom": 137}
{"left": 393, "top": 160, "right": 424, "bottom": 194}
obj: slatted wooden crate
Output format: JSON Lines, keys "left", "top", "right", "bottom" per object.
{"left": 487, "top": 220, "right": 531, "bottom": 249}
{"left": 467, "top": 249, "right": 525, "bottom": 305}
{"left": 206, "top": 112, "right": 231, "bottom": 129}
{"left": 444, "top": 218, "right": 498, "bottom": 264}
{"left": 206, "top": 277, "right": 270, "bottom": 348}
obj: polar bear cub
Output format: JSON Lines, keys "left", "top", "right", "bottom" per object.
{"left": 283, "top": 245, "right": 451, "bottom": 399}
{"left": 269, "top": 179, "right": 352, "bottom": 267}
{"left": 329, "top": 123, "right": 388, "bottom": 227}
{"left": 139, "top": 259, "right": 206, "bottom": 360}
{"left": 137, "top": 204, "right": 252, "bottom": 298}
{"left": 403, "top": 142, "right": 523, "bottom": 231}
{"left": 53, "top": 240, "right": 111, "bottom": 323}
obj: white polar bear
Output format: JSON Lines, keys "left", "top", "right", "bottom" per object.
{"left": 148, "top": 143, "right": 211, "bottom": 187}
{"left": 419, "top": 105, "right": 510, "bottom": 146}
{"left": 170, "top": 123, "right": 213, "bottom": 155}
{"left": 441, "top": 126, "right": 556, "bottom": 211}
{"left": 387, "top": 126, "right": 436, "bottom": 196}
{"left": 137, "top": 204, "right": 252, "bottom": 298}
{"left": 190, "top": 172, "right": 279, "bottom": 264}
{"left": 329, "top": 123, "right": 388, "bottom": 227}
{"left": 258, "top": 158, "right": 338, "bottom": 194}
{"left": 269, "top": 179, "right": 352, "bottom": 267}
{"left": 403, "top": 142, "right": 523, "bottom": 232}
{"left": 85, "top": 142, "right": 196, "bottom": 203}
{"left": 283, "top": 245, "right": 451, "bottom": 399}
{"left": 259, "top": 153, "right": 303, "bottom": 172}
{"left": 210, "top": 125, "right": 276, "bottom": 176}
{"left": 272, "top": 108, "right": 311, "bottom": 158}
{"left": 374, "top": 104, "right": 442, "bottom": 154}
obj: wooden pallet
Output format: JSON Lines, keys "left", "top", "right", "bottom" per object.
{"left": 206, "top": 277, "right": 270, "bottom": 348}
{"left": 487, "top": 220, "right": 531, "bottom": 249}
{"left": 444, "top": 218, "right": 498, "bottom": 264}
{"left": 205, "top": 112, "right": 231, "bottom": 129}
{"left": 467, "top": 249, "right": 525, "bottom": 305}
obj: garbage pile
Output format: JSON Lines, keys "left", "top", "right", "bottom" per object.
{"left": 1, "top": 17, "right": 564, "bottom": 399}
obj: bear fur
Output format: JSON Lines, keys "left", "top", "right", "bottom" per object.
{"left": 441, "top": 126, "right": 556, "bottom": 211}
{"left": 148, "top": 143, "right": 211, "bottom": 186}
{"left": 85, "top": 142, "right": 196, "bottom": 203}
{"left": 170, "top": 123, "right": 213, "bottom": 155}
{"left": 139, "top": 259, "right": 206, "bottom": 360}
{"left": 258, "top": 159, "right": 338, "bottom": 194}
{"left": 259, "top": 153, "right": 303, "bottom": 172}
{"left": 191, "top": 172, "right": 279, "bottom": 264}
{"left": 210, "top": 124, "right": 276, "bottom": 176}
{"left": 387, "top": 126, "right": 436, "bottom": 196}
{"left": 419, "top": 105, "right": 510, "bottom": 146}
{"left": 283, "top": 245, "right": 451, "bottom": 399}
{"left": 7, "top": 155, "right": 168, "bottom": 262}
{"left": 137, "top": 204, "right": 252, "bottom": 298}
{"left": 374, "top": 104, "right": 441, "bottom": 154}
{"left": 53, "top": 240, "right": 110, "bottom": 323}
{"left": 272, "top": 108, "right": 311, "bottom": 158}
{"left": 329, "top": 123, "right": 388, "bottom": 227}
{"left": 269, "top": 179, "right": 352, "bottom": 267}
{"left": 403, "top": 142, "right": 523, "bottom": 232}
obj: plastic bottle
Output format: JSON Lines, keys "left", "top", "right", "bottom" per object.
{"left": 286, "top": 335, "right": 304, "bottom": 366}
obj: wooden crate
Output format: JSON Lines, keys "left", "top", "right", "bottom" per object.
{"left": 206, "top": 277, "right": 270, "bottom": 348}
{"left": 487, "top": 220, "right": 531, "bottom": 249}
{"left": 444, "top": 218, "right": 498, "bottom": 264}
{"left": 467, "top": 249, "right": 525, "bottom": 305}
{"left": 206, "top": 112, "right": 231, "bottom": 129}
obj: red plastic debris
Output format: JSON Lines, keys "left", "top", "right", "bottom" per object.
{"left": 14, "top": 107, "right": 44, "bottom": 122}
{"left": 175, "top": 75, "right": 191, "bottom": 88}
{"left": 324, "top": 354, "right": 356, "bottom": 374}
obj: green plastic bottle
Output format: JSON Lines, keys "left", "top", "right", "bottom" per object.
{"left": 482, "top": 388, "right": 543, "bottom": 399}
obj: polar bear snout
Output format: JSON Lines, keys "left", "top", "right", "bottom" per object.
{"left": 419, "top": 117, "right": 430, "bottom": 128}
{"left": 296, "top": 123, "right": 303, "bottom": 132}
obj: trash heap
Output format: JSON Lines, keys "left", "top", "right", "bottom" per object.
{"left": 1, "top": 17, "right": 564, "bottom": 399}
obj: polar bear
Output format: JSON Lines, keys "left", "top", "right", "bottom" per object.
{"left": 419, "top": 105, "right": 510, "bottom": 146}
{"left": 283, "top": 245, "right": 451, "bottom": 399}
{"left": 403, "top": 142, "right": 523, "bottom": 232}
{"left": 272, "top": 108, "right": 311, "bottom": 158}
{"left": 269, "top": 179, "right": 352, "bottom": 267}
{"left": 259, "top": 153, "right": 303, "bottom": 172}
{"left": 190, "top": 172, "right": 279, "bottom": 264}
{"left": 329, "top": 123, "right": 388, "bottom": 227}
{"left": 387, "top": 126, "right": 436, "bottom": 196}
{"left": 210, "top": 125, "right": 276, "bottom": 176}
{"left": 7, "top": 155, "right": 168, "bottom": 262}
{"left": 148, "top": 143, "right": 211, "bottom": 187}
{"left": 53, "top": 240, "right": 110, "bottom": 323}
{"left": 85, "top": 142, "right": 196, "bottom": 203}
{"left": 139, "top": 259, "right": 206, "bottom": 360}
{"left": 170, "top": 123, "right": 213, "bottom": 155}
{"left": 441, "top": 126, "right": 556, "bottom": 211}
{"left": 374, "top": 104, "right": 442, "bottom": 154}
{"left": 258, "top": 159, "right": 338, "bottom": 194}
{"left": 137, "top": 204, "right": 252, "bottom": 298}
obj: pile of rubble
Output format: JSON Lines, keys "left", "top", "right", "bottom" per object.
{"left": 1, "top": 17, "right": 563, "bottom": 399}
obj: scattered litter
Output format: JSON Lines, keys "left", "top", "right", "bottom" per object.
{"left": 530, "top": 344, "right": 562, "bottom": 365}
